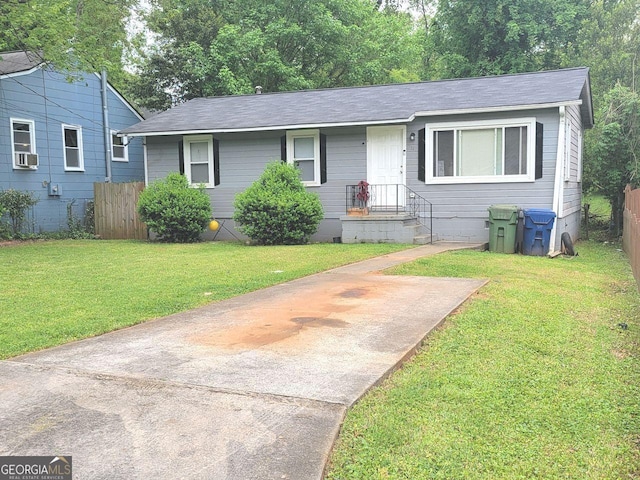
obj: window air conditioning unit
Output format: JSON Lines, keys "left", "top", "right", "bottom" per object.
{"left": 15, "top": 152, "right": 38, "bottom": 167}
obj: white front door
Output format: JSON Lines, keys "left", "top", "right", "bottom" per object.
{"left": 367, "top": 126, "right": 406, "bottom": 208}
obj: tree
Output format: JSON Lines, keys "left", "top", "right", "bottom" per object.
{"left": 0, "top": 0, "right": 135, "bottom": 85}
{"left": 424, "top": 0, "right": 589, "bottom": 79}
{"left": 233, "top": 162, "right": 323, "bottom": 245}
{"left": 128, "top": 0, "right": 419, "bottom": 111}
{"left": 585, "top": 85, "right": 640, "bottom": 236}
{"left": 577, "top": 0, "right": 640, "bottom": 102}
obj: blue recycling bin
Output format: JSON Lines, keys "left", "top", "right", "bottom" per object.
{"left": 522, "top": 209, "right": 556, "bottom": 256}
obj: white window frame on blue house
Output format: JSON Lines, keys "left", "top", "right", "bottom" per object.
{"left": 111, "top": 130, "right": 128, "bottom": 162}
{"left": 286, "top": 129, "right": 320, "bottom": 186}
{"left": 62, "top": 124, "right": 84, "bottom": 172}
{"left": 426, "top": 117, "right": 536, "bottom": 184}
{"left": 183, "top": 134, "right": 215, "bottom": 188}
{"left": 10, "top": 118, "right": 36, "bottom": 169}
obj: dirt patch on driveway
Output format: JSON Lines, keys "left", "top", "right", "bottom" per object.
{"left": 198, "top": 315, "right": 350, "bottom": 349}
{"left": 188, "top": 280, "right": 383, "bottom": 349}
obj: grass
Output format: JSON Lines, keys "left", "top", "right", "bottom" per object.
{"left": 327, "top": 241, "right": 640, "bottom": 479}
{"left": 0, "top": 240, "right": 411, "bottom": 359}
{"left": 583, "top": 193, "right": 611, "bottom": 221}
{"left": 583, "top": 193, "right": 612, "bottom": 239}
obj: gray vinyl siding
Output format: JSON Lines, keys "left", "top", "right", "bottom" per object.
{"left": 215, "top": 132, "right": 282, "bottom": 217}
{"left": 144, "top": 108, "right": 580, "bottom": 244}
{"left": 313, "top": 126, "right": 367, "bottom": 218}
{"left": 146, "top": 136, "right": 181, "bottom": 182}
{"left": 146, "top": 128, "right": 368, "bottom": 241}
{"left": 404, "top": 109, "right": 559, "bottom": 242}
{"left": 0, "top": 67, "right": 144, "bottom": 232}
{"left": 557, "top": 103, "right": 583, "bottom": 245}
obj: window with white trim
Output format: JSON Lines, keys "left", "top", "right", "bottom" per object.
{"left": 111, "top": 131, "right": 128, "bottom": 162}
{"left": 426, "top": 118, "right": 536, "bottom": 184}
{"left": 183, "top": 134, "right": 214, "bottom": 187}
{"left": 62, "top": 124, "right": 84, "bottom": 171}
{"left": 11, "top": 118, "right": 36, "bottom": 168}
{"left": 287, "top": 129, "right": 320, "bottom": 185}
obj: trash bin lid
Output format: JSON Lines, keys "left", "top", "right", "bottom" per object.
{"left": 523, "top": 208, "right": 556, "bottom": 217}
{"left": 489, "top": 204, "right": 518, "bottom": 220}
{"left": 523, "top": 208, "right": 556, "bottom": 224}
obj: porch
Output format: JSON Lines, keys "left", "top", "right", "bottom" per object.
{"left": 341, "top": 184, "right": 434, "bottom": 244}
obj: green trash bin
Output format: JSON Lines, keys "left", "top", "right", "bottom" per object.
{"left": 488, "top": 204, "right": 518, "bottom": 253}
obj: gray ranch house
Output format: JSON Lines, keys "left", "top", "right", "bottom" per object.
{"left": 121, "top": 67, "right": 593, "bottom": 251}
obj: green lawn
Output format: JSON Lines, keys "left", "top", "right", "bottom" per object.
{"left": 0, "top": 240, "right": 410, "bottom": 359}
{"left": 327, "top": 241, "right": 640, "bottom": 479}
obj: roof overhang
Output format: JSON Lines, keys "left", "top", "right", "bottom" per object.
{"left": 122, "top": 117, "right": 412, "bottom": 137}
{"left": 122, "top": 101, "right": 582, "bottom": 137}
{"left": 414, "top": 100, "right": 583, "bottom": 119}
{"left": 0, "top": 64, "right": 42, "bottom": 79}
{"left": 581, "top": 71, "right": 595, "bottom": 128}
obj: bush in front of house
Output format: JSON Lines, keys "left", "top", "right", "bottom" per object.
{"left": 0, "top": 189, "right": 39, "bottom": 238}
{"left": 137, "top": 172, "right": 212, "bottom": 243}
{"left": 233, "top": 161, "right": 324, "bottom": 245}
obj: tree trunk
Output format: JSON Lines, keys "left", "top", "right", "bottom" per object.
{"left": 611, "top": 191, "right": 625, "bottom": 238}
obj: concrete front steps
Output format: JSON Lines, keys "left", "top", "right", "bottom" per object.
{"left": 340, "top": 213, "right": 436, "bottom": 244}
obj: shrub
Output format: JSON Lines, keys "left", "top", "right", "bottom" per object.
{"left": 63, "top": 199, "right": 95, "bottom": 239}
{"left": 137, "top": 173, "right": 212, "bottom": 243}
{"left": 233, "top": 161, "right": 324, "bottom": 245}
{"left": 0, "top": 189, "right": 38, "bottom": 238}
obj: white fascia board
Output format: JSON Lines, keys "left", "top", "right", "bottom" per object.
{"left": 414, "top": 101, "right": 582, "bottom": 118}
{"left": 0, "top": 65, "right": 42, "bottom": 79}
{"left": 121, "top": 117, "right": 414, "bottom": 137}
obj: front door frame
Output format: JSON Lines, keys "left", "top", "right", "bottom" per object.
{"left": 366, "top": 125, "right": 407, "bottom": 208}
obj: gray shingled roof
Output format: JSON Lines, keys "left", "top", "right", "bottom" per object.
{"left": 0, "top": 51, "right": 42, "bottom": 75}
{"left": 121, "top": 67, "right": 593, "bottom": 136}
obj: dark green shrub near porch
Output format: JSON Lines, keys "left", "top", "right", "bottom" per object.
{"left": 233, "top": 162, "right": 323, "bottom": 245}
{"left": 137, "top": 172, "right": 212, "bottom": 243}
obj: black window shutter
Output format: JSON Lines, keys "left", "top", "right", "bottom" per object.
{"left": 178, "top": 140, "right": 184, "bottom": 175}
{"left": 320, "top": 133, "right": 327, "bottom": 184}
{"left": 281, "top": 135, "right": 287, "bottom": 162}
{"left": 418, "top": 128, "right": 426, "bottom": 182}
{"left": 535, "top": 122, "right": 543, "bottom": 180}
{"left": 213, "top": 137, "right": 220, "bottom": 186}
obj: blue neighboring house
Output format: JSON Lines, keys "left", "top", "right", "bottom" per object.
{"left": 0, "top": 51, "right": 145, "bottom": 233}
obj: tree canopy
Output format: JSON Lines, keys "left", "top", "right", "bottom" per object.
{"left": 0, "top": 0, "right": 135, "bottom": 84}
{"left": 422, "top": 0, "right": 589, "bottom": 79}
{"left": 129, "top": 0, "right": 419, "bottom": 110}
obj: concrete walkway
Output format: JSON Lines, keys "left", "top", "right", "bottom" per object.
{"left": 0, "top": 243, "right": 486, "bottom": 479}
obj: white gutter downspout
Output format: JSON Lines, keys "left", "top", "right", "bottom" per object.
{"left": 101, "top": 70, "right": 112, "bottom": 182}
{"left": 549, "top": 105, "right": 566, "bottom": 253}
{"left": 143, "top": 137, "right": 149, "bottom": 186}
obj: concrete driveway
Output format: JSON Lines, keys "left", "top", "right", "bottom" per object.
{"left": 0, "top": 243, "right": 486, "bottom": 479}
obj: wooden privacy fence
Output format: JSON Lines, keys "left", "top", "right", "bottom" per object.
{"left": 623, "top": 185, "right": 640, "bottom": 290}
{"left": 94, "top": 182, "right": 147, "bottom": 240}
